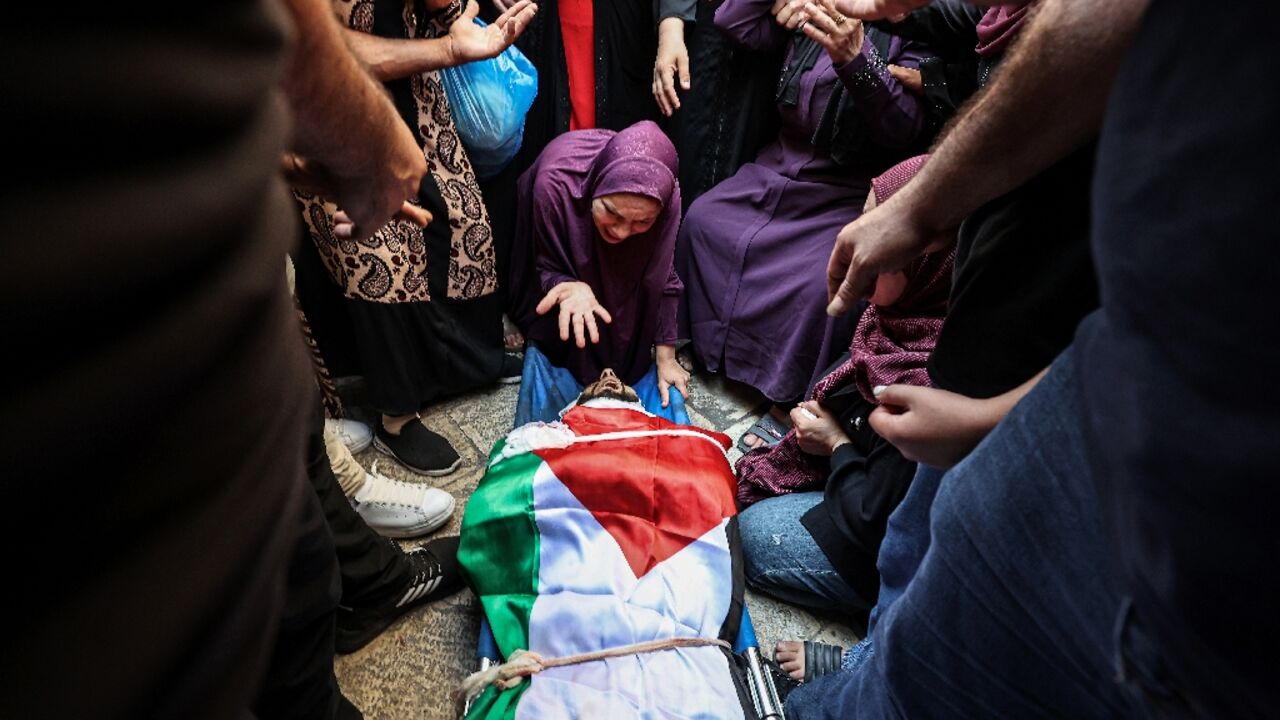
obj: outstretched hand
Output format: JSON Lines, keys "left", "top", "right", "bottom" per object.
{"left": 447, "top": 0, "right": 537, "bottom": 65}
{"left": 536, "top": 281, "right": 612, "bottom": 349}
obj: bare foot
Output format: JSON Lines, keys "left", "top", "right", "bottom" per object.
{"left": 741, "top": 405, "right": 793, "bottom": 450}
{"left": 775, "top": 640, "right": 806, "bottom": 682}
{"left": 502, "top": 314, "right": 525, "bottom": 352}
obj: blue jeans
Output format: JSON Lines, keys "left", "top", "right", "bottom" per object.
{"left": 738, "top": 492, "right": 864, "bottom": 618}
{"left": 786, "top": 350, "right": 1152, "bottom": 719}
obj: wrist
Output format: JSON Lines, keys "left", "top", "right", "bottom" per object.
{"left": 659, "top": 17, "right": 685, "bottom": 38}
{"left": 830, "top": 437, "right": 851, "bottom": 454}
{"left": 655, "top": 344, "right": 677, "bottom": 362}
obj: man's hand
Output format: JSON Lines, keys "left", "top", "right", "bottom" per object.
{"left": 826, "top": 193, "right": 952, "bottom": 316}
{"left": 833, "top": 0, "right": 931, "bottom": 20}
{"left": 801, "top": 0, "right": 865, "bottom": 66}
{"left": 889, "top": 64, "right": 923, "bottom": 94}
{"left": 447, "top": 0, "right": 536, "bottom": 65}
{"left": 281, "top": 153, "right": 432, "bottom": 237}
{"left": 536, "top": 281, "right": 612, "bottom": 349}
{"left": 655, "top": 344, "right": 690, "bottom": 408}
{"left": 653, "top": 17, "right": 690, "bottom": 117}
{"left": 279, "top": 0, "right": 429, "bottom": 243}
{"left": 790, "top": 401, "right": 851, "bottom": 456}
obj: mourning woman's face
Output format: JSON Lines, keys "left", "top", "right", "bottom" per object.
{"left": 591, "top": 192, "right": 660, "bottom": 244}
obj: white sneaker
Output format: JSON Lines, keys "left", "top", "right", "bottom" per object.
{"left": 352, "top": 463, "right": 455, "bottom": 539}
{"left": 327, "top": 418, "right": 373, "bottom": 453}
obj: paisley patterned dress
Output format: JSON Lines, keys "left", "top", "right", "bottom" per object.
{"left": 294, "top": 0, "right": 505, "bottom": 415}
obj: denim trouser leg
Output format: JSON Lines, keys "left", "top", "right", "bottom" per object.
{"left": 786, "top": 350, "right": 1149, "bottom": 720}
{"left": 739, "top": 492, "right": 865, "bottom": 618}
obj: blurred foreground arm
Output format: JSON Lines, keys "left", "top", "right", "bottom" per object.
{"left": 279, "top": 0, "right": 428, "bottom": 240}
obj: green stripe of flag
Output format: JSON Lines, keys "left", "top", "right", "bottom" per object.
{"left": 459, "top": 440, "right": 542, "bottom": 719}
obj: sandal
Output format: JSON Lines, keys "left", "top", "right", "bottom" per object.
{"left": 774, "top": 640, "right": 844, "bottom": 683}
{"left": 737, "top": 411, "right": 790, "bottom": 454}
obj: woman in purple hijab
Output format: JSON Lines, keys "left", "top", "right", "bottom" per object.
{"left": 680, "top": 0, "right": 930, "bottom": 444}
{"left": 508, "top": 120, "right": 691, "bottom": 424}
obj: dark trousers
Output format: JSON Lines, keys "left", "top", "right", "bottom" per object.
{"left": 254, "top": 403, "right": 407, "bottom": 719}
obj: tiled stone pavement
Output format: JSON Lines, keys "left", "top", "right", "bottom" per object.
{"left": 334, "top": 373, "right": 859, "bottom": 719}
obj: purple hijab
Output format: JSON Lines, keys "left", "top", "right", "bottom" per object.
{"left": 736, "top": 155, "right": 955, "bottom": 507}
{"left": 508, "top": 121, "right": 683, "bottom": 385}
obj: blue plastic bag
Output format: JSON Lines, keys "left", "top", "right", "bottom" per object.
{"left": 440, "top": 20, "right": 538, "bottom": 180}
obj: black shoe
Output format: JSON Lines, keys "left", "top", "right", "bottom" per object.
{"left": 498, "top": 352, "right": 524, "bottom": 385}
{"left": 373, "top": 420, "right": 461, "bottom": 477}
{"left": 335, "top": 537, "right": 466, "bottom": 654}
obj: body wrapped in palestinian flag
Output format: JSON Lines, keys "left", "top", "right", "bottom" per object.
{"left": 459, "top": 401, "right": 755, "bottom": 718}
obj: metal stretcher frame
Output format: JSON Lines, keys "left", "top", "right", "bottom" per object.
{"left": 462, "top": 604, "right": 786, "bottom": 719}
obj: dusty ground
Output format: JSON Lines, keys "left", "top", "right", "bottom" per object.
{"left": 333, "top": 372, "right": 859, "bottom": 719}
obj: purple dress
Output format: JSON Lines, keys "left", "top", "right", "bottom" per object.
{"left": 681, "top": 0, "right": 927, "bottom": 402}
{"left": 508, "top": 121, "right": 684, "bottom": 386}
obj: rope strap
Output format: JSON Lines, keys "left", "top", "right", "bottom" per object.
{"left": 455, "top": 636, "right": 732, "bottom": 705}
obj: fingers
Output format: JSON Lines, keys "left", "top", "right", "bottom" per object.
{"left": 585, "top": 311, "right": 600, "bottom": 345}
{"left": 653, "top": 61, "right": 680, "bottom": 116}
{"left": 866, "top": 404, "right": 906, "bottom": 444}
{"left": 593, "top": 305, "right": 612, "bottom": 325}
{"left": 499, "top": 1, "right": 536, "bottom": 42}
{"left": 826, "top": 222, "right": 878, "bottom": 316}
{"left": 659, "top": 379, "right": 670, "bottom": 408}
{"left": 801, "top": 21, "right": 836, "bottom": 53}
{"left": 462, "top": 0, "right": 479, "bottom": 20}
{"left": 558, "top": 305, "right": 572, "bottom": 342}
{"left": 653, "top": 70, "right": 671, "bottom": 116}
{"left": 888, "top": 64, "right": 923, "bottom": 94}
{"left": 393, "top": 201, "right": 432, "bottom": 228}
{"left": 871, "top": 383, "right": 916, "bottom": 412}
{"left": 803, "top": 2, "right": 839, "bottom": 33}
{"left": 673, "top": 373, "right": 689, "bottom": 399}
{"left": 677, "top": 49, "right": 691, "bottom": 90}
{"left": 572, "top": 312, "right": 587, "bottom": 348}
{"left": 535, "top": 285, "right": 563, "bottom": 315}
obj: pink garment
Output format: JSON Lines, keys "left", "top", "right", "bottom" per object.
{"left": 736, "top": 155, "right": 954, "bottom": 506}
{"left": 974, "top": 2, "right": 1037, "bottom": 58}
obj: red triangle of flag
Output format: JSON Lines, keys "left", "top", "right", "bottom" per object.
{"left": 534, "top": 406, "right": 737, "bottom": 578}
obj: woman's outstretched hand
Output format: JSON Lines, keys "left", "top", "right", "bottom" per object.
{"left": 536, "top": 281, "right": 612, "bottom": 348}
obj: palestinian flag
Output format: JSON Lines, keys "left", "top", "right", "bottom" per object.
{"left": 459, "top": 403, "right": 755, "bottom": 718}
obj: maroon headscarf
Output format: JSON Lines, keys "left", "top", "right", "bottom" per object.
{"left": 736, "top": 155, "right": 955, "bottom": 506}
{"left": 508, "top": 121, "right": 683, "bottom": 385}
{"left": 974, "top": 2, "right": 1038, "bottom": 58}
